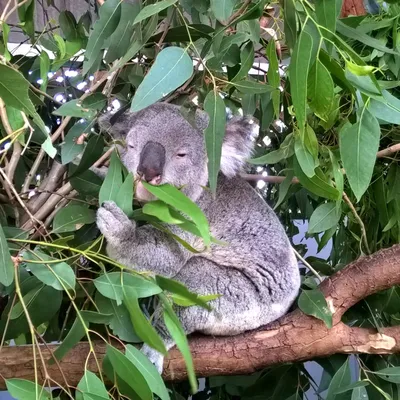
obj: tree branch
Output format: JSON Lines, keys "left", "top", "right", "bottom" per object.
{"left": 0, "top": 244, "right": 399, "bottom": 387}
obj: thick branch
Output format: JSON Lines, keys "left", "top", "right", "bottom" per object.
{"left": 0, "top": 245, "right": 399, "bottom": 388}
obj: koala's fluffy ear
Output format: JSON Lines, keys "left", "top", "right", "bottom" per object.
{"left": 97, "top": 104, "right": 136, "bottom": 139}
{"left": 220, "top": 116, "right": 258, "bottom": 177}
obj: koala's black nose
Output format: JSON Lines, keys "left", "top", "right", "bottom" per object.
{"left": 137, "top": 141, "right": 165, "bottom": 183}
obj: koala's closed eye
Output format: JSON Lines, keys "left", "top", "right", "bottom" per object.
{"left": 176, "top": 152, "right": 187, "bottom": 158}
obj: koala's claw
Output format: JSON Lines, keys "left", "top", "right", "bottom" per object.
{"left": 141, "top": 344, "right": 164, "bottom": 375}
{"left": 96, "top": 201, "right": 135, "bottom": 243}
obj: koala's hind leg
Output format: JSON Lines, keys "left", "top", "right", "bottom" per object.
{"left": 142, "top": 258, "right": 267, "bottom": 373}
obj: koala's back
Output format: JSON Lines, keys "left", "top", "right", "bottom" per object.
{"left": 177, "top": 175, "right": 300, "bottom": 331}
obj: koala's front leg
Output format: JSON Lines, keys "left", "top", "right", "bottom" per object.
{"left": 96, "top": 201, "right": 189, "bottom": 276}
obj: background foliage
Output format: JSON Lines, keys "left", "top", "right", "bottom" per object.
{"left": 0, "top": 0, "right": 400, "bottom": 398}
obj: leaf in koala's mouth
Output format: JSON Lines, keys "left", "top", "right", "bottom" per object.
{"left": 142, "top": 182, "right": 211, "bottom": 246}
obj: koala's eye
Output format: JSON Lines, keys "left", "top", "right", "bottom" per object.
{"left": 176, "top": 152, "right": 187, "bottom": 158}
{"left": 128, "top": 144, "right": 134, "bottom": 149}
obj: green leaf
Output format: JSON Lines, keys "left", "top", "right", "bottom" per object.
{"left": 328, "top": 150, "right": 344, "bottom": 204}
{"left": 53, "top": 204, "right": 96, "bottom": 233}
{"left": 122, "top": 286, "right": 167, "bottom": 355}
{"left": 294, "top": 128, "right": 319, "bottom": 178}
{"left": 1, "top": 22, "right": 11, "bottom": 61}
{"left": 99, "top": 151, "right": 124, "bottom": 205}
{"left": 116, "top": 173, "right": 134, "bottom": 218}
{"left": 131, "top": 47, "right": 193, "bottom": 112}
{"left": 316, "top": 0, "right": 342, "bottom": 36}
{"left": 70, "top": 169, "right": 103, "bottom": 198}
{"left": 211, "top": 0, "right": 237, "bottom": 22}
{"left": 232, "top": 80, "right": 274, "bottom": 94}
{"left": 6, "top": 379, "right": 51, "bottom": 400}
{"left": 134, "top": 0, "right": 178, "bottom": 25}
{"left": 81, "top": 93, "right": 107, "bottom": 111}
{"left": 293, "top": 157, "right": 340, "bottom": 200}
{"left": 266, "top": 40, "right": 280, "bottom": 119}
{"left": 53, "top": 99, "right": 97, "bottom": 118}
{"left": 105, "top": 2, "right": 141, "bottom": 63}
{"left": 203, "top": 90, "right": 226, "bottom": 195}
{"left": 160, "top": 294, "right": 197, "bottom": 393}
{"left": 248, "top": 133, "right": 294, "bottom": 165}
{"left": 344, "top": 69, "right": 381, "bottom": 98}
{"left": 333, "top": 381, "right": 369, "bottom": 395}
{"left": 96, "top": 293, "right": 140, "bottom": 342}
{"left": 61, "top": 120, "right": 93, "bottom": 165}
{"left": 0, "top": 224, "right": 14, "bottom": 287}
{"left": 113, "top": 15, "right": 158, "bottom": 70}
{"left": 76, "top": 370, "right": 109, "bottom": 400}
{"left": 336, "top": 20, "right": 400, "bottom": 55}
{"left": 307, "top": 59, "right": 334, "bottom": 121}
{"left": 289, "top": 29, "right": 316, "bottom": 130}
{"left": 326, "top": 358, "right": 352, "bottom": 400}
{"left": 352, "top": 386, "right": 368, "bottom": 400}
{"left": 143, "top": 201, "right": 188, "bottom": 225}
{"left": 83, "top": 0, "right": 122, "bottom": 74}
{"left": 0, "top": 64, "right": 54, "bottom": 156}
{"left": 142, "top": 182, "right": 211, "bottom": 246}
{"left": 369, "top": 90, "right": 400, "bottom": 125}
{"left": 339, "top": 108, "right": 380, "bottom": 201}
{"left": 71, "top": 134, "right": 104, "bottom": 178}
{"left": 308, "top": 202, "right": 341, "bottom": 234}
{"left": 24, "top": 251, "right": 76, "bottom": 292}
{"left": 10, "top": 285, "right": 44, "bottom": 320}
{"left": 53, "top": 317, "right": 86, "bottom": 361}
{"left": 156, "top": 275, "right": 212, "bottom": 310}
{"left": 375, "top": 367, "right": 400, "bottom": 383}
{"left": 39, "top": 51, "right": 50, "bottom": 92}
{"left": 232, "top": 41, "right": 254, "bottom": 82}
{"left": 283, "top": 0, "right": 297, "bottom": 49}
{"left": 106, "top": 345, "right": 153, "bottom": 400}
{"left": 59, "top": 11, "right": 78, "bottom": 41}
{"left": 125, "top": 345, "right": 170, "bottom": 400}
{"left": 171, "top": 293, "right": 221, "bottom": 307}
{"left": 93, "top": 272, "right": 162, "bottom": 305}
{"left": 298, "top": 288, "right": 332, "bottom": 328}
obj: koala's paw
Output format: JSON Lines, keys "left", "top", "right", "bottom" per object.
{"left": 141, "top": 344, "right": 164, "bottom": 375}
{"left": 96, "top": 201, "right": 135, "bottom": 244}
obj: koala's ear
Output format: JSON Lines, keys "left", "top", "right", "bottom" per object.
{"left": 220, "top": 116, "right": 258, "bottom": 177}
{"left": 97, "top": 104, "right": 136, "bottom": 139}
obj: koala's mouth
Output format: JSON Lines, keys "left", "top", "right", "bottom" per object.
{"left": 135, "top": 180, "right": 156, "bottom": 203}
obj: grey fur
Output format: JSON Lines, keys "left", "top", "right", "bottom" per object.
{"left": 96, "top": 103, "right": 300, "bottom": 373}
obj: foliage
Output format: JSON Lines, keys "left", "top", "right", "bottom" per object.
{"left": 0, "top": 0, "right": 400, "bottom": 399}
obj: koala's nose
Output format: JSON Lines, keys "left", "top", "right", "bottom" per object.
{"left": 137, "top": 141, "right": 165, "bottom": 184}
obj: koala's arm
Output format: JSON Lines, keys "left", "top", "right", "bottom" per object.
{"left": 97, "top": 201, "right": 192, "bottom": 277}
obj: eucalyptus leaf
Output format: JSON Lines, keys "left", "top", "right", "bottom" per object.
{"left": 53, "top": 204, "right": 96, "bottom": 233}
{"left": 83, "top": 0, "right": 122, "bottom": 74}
{"left": 308, "top": 202, "right": 341, "bottom": 234}
{"left": 298, "top": 288, "right": 332, "bottom": 328}
{"left": 0, "top": 224, "right": 14, "bottom": 287}
{"left": 204, "top": 90, "right": 226, "bottom": 195}
{"left": 131, "top": 47, "right": 193, "bottom": 112}
{"left": 339, "top": 108, "right": 380, "bottom": 201}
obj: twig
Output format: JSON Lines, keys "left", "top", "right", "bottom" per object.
{"left": 226, "top": 0, "right": 253, "bottom": 25}
{"left": 0, "top": 167, "right": 46, "bottom": 232}
{"left": 376, "top": 143, "right": 400, "bottom": 158}
{"left": 93, "top": 147, "right": 114, "bottom": 167}
{"left": 155, "top": 10, "right": 175, "bottom": 56}
{"left": 292, "top": 247, "right": 323, "bottom": 282}
{"left": 343, "top": 191, "right": 371, "bottom": 255}
{"left": 240, "top": 174, "right": 299, "bottom": 183}
{"left": 0, "top": 99, "right": 23, "bottom": 183}
{"left": 2, "top": 0, "right": 32, "bottom": 22}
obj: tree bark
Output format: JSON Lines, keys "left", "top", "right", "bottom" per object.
{"left": 0, "top": 244, "right": 399, "bottom": 388}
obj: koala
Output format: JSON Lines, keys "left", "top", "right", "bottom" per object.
{"left": 96, "top": 102, "right": 300, "bottom": 373}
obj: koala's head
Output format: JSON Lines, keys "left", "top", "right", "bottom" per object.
{"left": 99, "top": 103, "right": 257, "bottom": 203}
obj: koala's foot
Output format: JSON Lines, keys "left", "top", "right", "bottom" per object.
{"left": 96, "top": 201, "right": 135, "bottom": 245}
{"left": 141, "top": 344, "right": 164, "bottom": 374}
